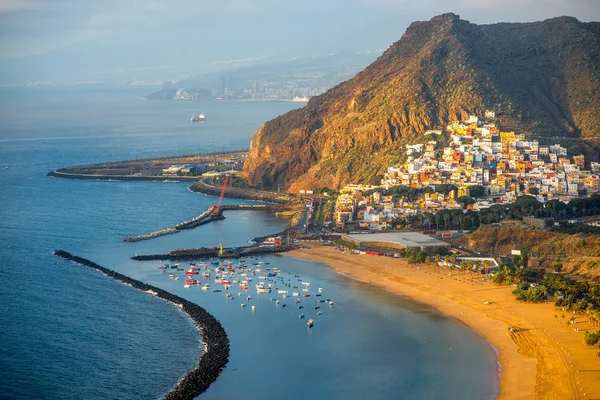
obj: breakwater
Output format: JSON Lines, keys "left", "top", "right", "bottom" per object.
{"left": 47, "top": 169, "right": 200, "bottom": 182}
{"left": 131, "top": 245, "right": 294, "bottom": 261}
{"left": 53, "top": 250, "right": 229, "bottom": 400}
{"left": 124, "top": 204, "right": 289, "bottom": 242}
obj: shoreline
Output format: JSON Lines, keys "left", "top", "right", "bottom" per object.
{"left": 330, "top": 266, "right": 504, "bottom": 392}
{"left": 53, "top": 250, "right": 229, "bottom": 400}
{"left": 285, "top": 243, "right": 599, "bottom": 400}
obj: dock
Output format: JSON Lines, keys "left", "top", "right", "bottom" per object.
{"left": 131, "top": 244, "right": 295, "bottom": 261}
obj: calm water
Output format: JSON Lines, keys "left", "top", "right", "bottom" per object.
{"left": 0, "top": 87, "right": 499, "bottom": 399}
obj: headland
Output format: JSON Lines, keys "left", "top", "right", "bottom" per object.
{"left": 286, "top": 243, "right": 600, "bottom": 400}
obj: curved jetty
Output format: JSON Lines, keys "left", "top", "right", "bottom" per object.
{"left": 53, "top": 250, "right": 229, "bottom": 400}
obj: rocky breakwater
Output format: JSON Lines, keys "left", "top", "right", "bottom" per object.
{"left": 124, "top": 207, "right": 218, "bottom": 242}
{"left": 53, "top": 250, "right": 230, "bottom": 400}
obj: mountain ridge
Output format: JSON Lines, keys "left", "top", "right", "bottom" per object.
{"left": 243, "top": 14, "right": 600, "bottom": 192}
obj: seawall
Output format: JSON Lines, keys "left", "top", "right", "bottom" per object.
{"left": 53, "top": 250, "right": 229, "bottom": 400}
{"left": 47, "top": 169, "right": 199, "bottom": 182}
{"left": 190, "top": 179, "right": 296, "bottom": 204}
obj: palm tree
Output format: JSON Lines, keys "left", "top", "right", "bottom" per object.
{"left": 482, "top": 260, "right": 491, "bottom": 276}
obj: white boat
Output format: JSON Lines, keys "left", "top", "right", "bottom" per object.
{"left": 251, "top": 305, "right": 256, "bottom": 311}
{"left": 256, "top": 287, "right": 270, "bottom": 293}
{"left": 318, "top": 287, "right": 323, "bottom": 293}
{"left": 184, "top": 284, "right": 191, "bottom": 288}
{"left": 302, "top": 281, "right": 310, "bottom": 286}
{"left": 201, "top": 286, "right": 209, "bottom": 290}
{"left": 293, "top": 292, "right": 300, "bottom": 297}
{"left": 302, "top": 288, "right": 310, "bottom": 292}
{"left": 329, "top": 301, "right": 334, "bottom": 306}
{"left": 241, "top": 304, "right": 246, "bottom": 308}
{"left": 278, "top": 290, "right": 288, "bottom": 294}
{"left": 276, "top": 300, "right": 280, "bottom": 305}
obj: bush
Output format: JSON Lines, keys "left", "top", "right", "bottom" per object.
{"left": 584, "top": 330, "right": 600, "bottom": 347}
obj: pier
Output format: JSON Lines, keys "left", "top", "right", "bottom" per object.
{"left": 131, "top": 244, "right": 295, "bottom": 261}
{"left": 123, "top": 204, "right": 290, "bottom": 242}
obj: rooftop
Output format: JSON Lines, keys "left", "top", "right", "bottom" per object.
{"left": 343, "top": 232, "right": 449, "bottom": 248}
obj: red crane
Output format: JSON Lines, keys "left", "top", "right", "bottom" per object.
{"left": 211, "top": 172, "right": 230, "bottom": 217}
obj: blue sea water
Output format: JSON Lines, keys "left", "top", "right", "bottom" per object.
{"left": 0, "top": 86, "right": 499, "bottom": 399}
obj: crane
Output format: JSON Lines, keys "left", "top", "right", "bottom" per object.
{"left": 211, "top": 172, "right": 230, "bottom": 217}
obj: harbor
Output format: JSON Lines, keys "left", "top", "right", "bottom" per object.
{"left": 152, "top": 257, "right": 334, "bottom": 330}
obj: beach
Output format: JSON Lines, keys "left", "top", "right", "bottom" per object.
{"left": 287, "top": 243, "right": 600, "bottom": 400}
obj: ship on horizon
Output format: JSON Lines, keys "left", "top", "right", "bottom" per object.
{"left": 191, "top": 113, "right": 206, "bottom": 122}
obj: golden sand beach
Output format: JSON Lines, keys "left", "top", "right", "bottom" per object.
{"left": 286, "top": 243, "right": 599, "bottom": 400}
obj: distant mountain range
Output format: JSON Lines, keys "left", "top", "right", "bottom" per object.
{"left": 144, "top": 52, "right": 379, "bottom": 100}
{"left": 243, "top": 13, "right": 600, "bottom": 191}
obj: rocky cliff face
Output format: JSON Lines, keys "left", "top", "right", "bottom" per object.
{"left": 244, "top": 14, "right": 600, "bottom": 191}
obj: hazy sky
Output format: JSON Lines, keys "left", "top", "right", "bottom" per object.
{"left": 0, "top": 0, "right": 599, "bottom": 79}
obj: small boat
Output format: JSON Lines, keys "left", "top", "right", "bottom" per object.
{"left": 302, "top": 288, "right": 310, "bottom": 292}
{"left": 318, "top": 287, "right": 323, "bottom": 293}
{"left": 278, "top": 290, "right": 288, "bottom": 294}
{"left": 314, "top": 306, "right": 320, "bottom": 310}
{"left": 298, "top": 305, "right": 304, "bottom": 309}
{"left": 201, "top": 286, "right": 210, "bottom": 290}
{"left": 252, "top": 306, "right": 256, "bottom": 311}
{"left": 292, "top": 292, "right": 300, "bottom": 297}
{"left": 303, "top": 294, "right": 310, "bottom": 298}
{"left": 241, "top": 304, "right": 246, "bottom": 308}
{"left": 276, "top": 300, "right": 280, "bottom": 305}
{"left": 184, "top": 284, "right": 191, "bottom": 288}
{"left": 212, "top": 289, "right": 222, "bottom": 293}
{"left": 317, "top": 311, "right": 322, "bottom": 316}
{"left": 185, "top": 270, "right": 199, "bottom": 275}
{"left": 307, "top": 319, "right": 314, "bottom": 327}
{"left": 299, "top": 314, "right": 305, "bottom": 319}
{"left": 281, "top": 304, "right": 287, "bottom": 308}
{"left": 328, "top": 301, "right": 334, "bottom": 306}
{"left": 247, "top": 295, "right": 251, "bottom": 300}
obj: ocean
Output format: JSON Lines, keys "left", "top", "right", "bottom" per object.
{"left": 0, "top": 86, "right": 499, "bottom": 399}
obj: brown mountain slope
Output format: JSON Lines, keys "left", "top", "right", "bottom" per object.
{"left": 451, "top": 221, "right": 600, "bottom": 280}
{"left": 244, "top": 13, "right": 600, "bottom": 191}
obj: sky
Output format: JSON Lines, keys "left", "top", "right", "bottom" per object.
{"left": 0, "top": 0, "right": 599, "bottom": 82}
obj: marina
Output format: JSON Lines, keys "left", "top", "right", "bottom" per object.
{"left": 151, "top": 257, "right": 335, "bottom": 329}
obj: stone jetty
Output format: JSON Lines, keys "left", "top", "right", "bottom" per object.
{"left": 53, "top": 250, "right": 230, "bottom": 400}
{"left": 124, "top": 204, "right": 290, "bottom": 242}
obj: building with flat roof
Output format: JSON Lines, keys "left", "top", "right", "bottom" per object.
{"left": 341, "top": 232, "right": 450, "bottom": 253}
